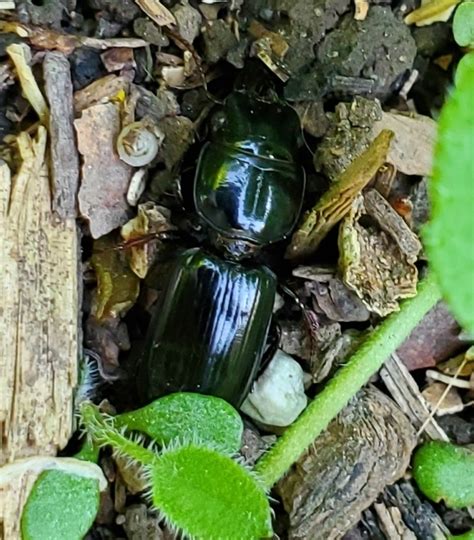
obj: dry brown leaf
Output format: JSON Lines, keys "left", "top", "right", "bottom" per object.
{"left": 372, "top": 111, "right": 437, "bottom": 176}
{"left": 438, "top": 347, "right": 474, "bottom": 377}
{"left": 90, "top": 236, "right": 140, "bottom": 321}
{"left": 338, "top": 194, "right": 418, "bottom": 316}
{"left": 100, "top": 48, "right": 136, "bottom": 73}
{"left": 135, "top": 0, "right": 176, "bottom": 26}
{"left": 121, "top": 202, "right": 177, "bottom": 278}
{"left": 287, "top": 130, "right": 394, "bottom": 260}
{"left": 421, "top": 382, "right": 465, "bottom": 415}
{"left": 75, "top": 103, "right": 133, "bottom": 238}
{"left": 404, "top": 0, "right": 460, "bottom": 26}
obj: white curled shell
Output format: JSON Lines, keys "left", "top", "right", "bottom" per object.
{"left": 117, "top": 121, "right": 163, "bottom": 167}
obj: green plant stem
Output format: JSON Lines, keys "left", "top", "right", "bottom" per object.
{"left": 255, "top": 273, "right": 441, "bottom": 488}
{"left": 80, "top": 402, "right": 158, "bottom": 467}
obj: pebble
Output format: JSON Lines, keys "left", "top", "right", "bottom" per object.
{"left": 241, "top": 350, "right": 308, "bottom": 428}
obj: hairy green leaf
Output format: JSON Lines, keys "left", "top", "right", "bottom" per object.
{"left": 453, "top": 1, "right": 474, "bottom": 47}
{"left": 114, "top": 392, "right": 243, "bottom": 454}
{"left": 450, "top": 530, "right": 474, "bottom": 540}
{"left": 424, "top": 55, "right": 474, "bottom": 335}
{"left": 21, "top": 470, "right": 100, "bottom": 540}
{"left": 151, "top": 444, "right": 272, "bottom": 539}
{"left": 412, "top": 441, "right": 474, "bottom": 508}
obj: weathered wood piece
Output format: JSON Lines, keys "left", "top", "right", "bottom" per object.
{"left": 374, "top": 482, "right": 450, "bottom": 539}
{"left": 0, "top": 116, "right": 80, "bottom": 539}
{"left": 0, "top": 127, "right": 80, "bottom": 466}
{"left": 276, "top": 386, "right": 416, "bottom": 540}
{"left": 43, "top": 51, "right": 80, "bottom": 218}
{"left": 380, "top": 354, "right": 449, "bottom": 441}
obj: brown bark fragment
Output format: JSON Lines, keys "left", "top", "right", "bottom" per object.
{"left": 43, "top": 51, "right": 80, "bottom": 218}
{"left": 276, "top": 386, "right": 416, "bottom": 540}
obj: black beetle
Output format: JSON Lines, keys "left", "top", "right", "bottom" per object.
{"left": 137, "top": 91, "right": 305, "bottom": 407}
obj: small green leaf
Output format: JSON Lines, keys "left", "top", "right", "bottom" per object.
{"left": 21, "top": 470, "right": 100, "bottom": 540}
{"left": 412, "top": 441, "right": 474, "bottom": 508}
{"left": 450, "top": 530, "right": 474, "bottom": 540}
{"left": 454, "top": 1, "right": 474, "bottom": 47}
{"left": 424, "top": 54, "right": 474, "bottom": 336}
{"left": 114, "top": 392, "right": 243, "bottom": 454}
{"left": 151, "top": 444, "right": 273, "bottom": 539}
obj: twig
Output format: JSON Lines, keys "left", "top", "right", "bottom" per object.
{"left": 417, "top": 357, "right": 468, "bottom": 437}
{"left": 254, "top": 273, "right": 441, "bottom": 488}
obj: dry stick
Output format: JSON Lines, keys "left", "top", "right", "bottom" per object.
{"left": 255, "top": 273, "right": 442, "bottom": 489}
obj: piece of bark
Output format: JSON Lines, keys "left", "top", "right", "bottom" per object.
{"left": 76, "top": 102, "right": 133, "bottom": 238}
{"left": 396, "top": 301, "right": 465, "bottom": 371}
{"left": 380, "top": 354, "right": 449, "bottom": 441}
{"left": 43, "top": 51, "right": 79, "bottom": 219}
{"left": 380, "top": 482, "right": 450, "bottom": 539}
{"left": 276, "top": 386, "right": 416, "bottom": 540}
{"left": 73, "top": 74, "right": 131, "bottom": 114}
{"left": 372, "top": 111, "right": 437, "bottom": 176}
{"left": 364, "top": 189, "right": 422, "bottom": 263}
{"left": 0, "top": 128, "right": 80, "bottom": 466}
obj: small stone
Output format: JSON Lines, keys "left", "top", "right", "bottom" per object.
{"left": 202, "top": 19, "right": 238, "bottom": 64}
{"left": 133, "top": 17, "right": 170, "bottom": 47}
{"left": 241, "top": 350, "right": 308, "bottom": 428}
{"left": 172, "top": 2, "right": 202, "bottom": 44}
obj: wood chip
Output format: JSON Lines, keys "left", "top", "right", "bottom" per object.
{"left": 75, "top": 103, "right": 133, "bottom": 238}
{"left": 43, "top": 52, "right": 80, "bottom": 219}
{"left": 354, "top": 0, "right": 369, "bottom": 20}
{"left": 73, "top": 74, "right": 131, "bottom": 114}
{"left": 0, "top": 127, "right": 80, "bottom": 466}
{"left": 134, "top": 0, "right": 176, "bottom": 26}
{"left": 0, "top": 21, "right": 147, "bottom": 53}
{"left": 286, "top": 130, "right": 394, "bottom": 260}
{"left": 364, "top": 189, "right": 422, "bottom": 263}
{"left": 380, "top": 354, "right": 449, "bottom": 441}
{"left": 276, "top": 386, "right": 416, "bottom": 540}
{"left": 372, "top": 111, "right": 437, "bottom": 176}
{"left": 0, "top": 1, "right": 15, "bottom": 8}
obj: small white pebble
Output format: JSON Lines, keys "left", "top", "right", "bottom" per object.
{"left": 241, "top": 350, "right": 308, "bottom": 428}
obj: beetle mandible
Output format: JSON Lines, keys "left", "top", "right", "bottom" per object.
{"left": 137, "top": 90, "right": 306, "bottom": 407}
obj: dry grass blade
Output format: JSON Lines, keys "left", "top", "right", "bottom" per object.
{"left": 6, "top": 43, "right": 49, "bottom": 126}
{"left": 404, "top": 0, "right": 461, "bottom": 25}
{"left": 286, "top": 129, "right": 394, "bottom": 260}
